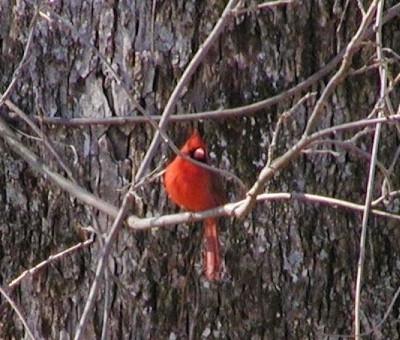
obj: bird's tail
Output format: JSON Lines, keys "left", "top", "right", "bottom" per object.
{"left": 203, "top": 218, "right": 221, "bottom": 281}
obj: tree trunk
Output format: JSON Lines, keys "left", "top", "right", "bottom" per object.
{"left": 1, "top": 1, "right": 399, "bottom": 338}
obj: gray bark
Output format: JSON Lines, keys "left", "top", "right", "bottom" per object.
{"left": 1, "top": 1, "right": 399, "bottom": 339}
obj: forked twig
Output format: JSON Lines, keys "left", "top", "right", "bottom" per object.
{"left": 303, "top": 0, "right": 378, "bottom": 136}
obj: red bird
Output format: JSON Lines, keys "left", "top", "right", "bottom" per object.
{"left": 164, "top": 130, "right": 226, "bottom": 281}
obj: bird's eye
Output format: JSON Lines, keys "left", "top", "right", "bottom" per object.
{"left": 191, "top": 147, "right": 206, "bottom": 162}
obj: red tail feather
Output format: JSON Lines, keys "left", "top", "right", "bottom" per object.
{"left": 203, "top": 218, "right": 221, "bottom": 280}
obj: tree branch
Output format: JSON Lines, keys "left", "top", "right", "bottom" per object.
{"left": 355, "top": 1, "right": 385, "bottom": 336}
{"left": 0, "top": 286, "right": 36, "bottom": 340}
{"left": 134, "top": 0, "right": 240, "bottom": 182}
{"left": 127, "top": 192, "right": 400, "bottom": 231}
{"left": 0, "top": 116, "right": 119, "bottom": 217}
{"left": 10, "top": 3, "right": 399, "bottom": 128}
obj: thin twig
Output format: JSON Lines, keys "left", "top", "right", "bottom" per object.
{"left": 0, "top": 7, "right": 76, "bottom": 181}
{"left": 372, "top": 189, "right": 400, "bottom": 207}
{"left": 322, "top": 285, "right": 400, "bottom": 338}
{"left": 74, "top": 193, "right": 133, "bottom": 340}
{"left": 134, "top": 0, "right": 239, "bottom": 183}
{"left": 39, "top": 8, "right": 149, "bottom": 120}
{"left": 347, "top": 127, "right": 374, "bottom": 143}
{"left": 0, "top": 9, "right": 37, "bottom": 107}
{"left": 356, "top": 0, "right": 366, "bottom": 16}
{"left": 382, "top": 47, "right": 400, "bottom": 62}
{"left": 303, "top": 0, "right": 378, "bottom": 136}
{"left": 38, "top": 6, "right": 183, "bottom": 172}
{"left": 211, "top": 112, "right": 400, "bottom": 219}
{"left": 369, "top": 285, "right": 400, "bottom": 334}
{"left": 0, "top": 117, "right": 119, "bottom": 217}
{"left": 311, "top": 114, "right": 400, "bottom": 140}
{"left": 307, "top": 139, "right": 390, "bottom": 184}
{"left": 8, "top": 236, "right": 94, "bottom": 289}
{"left": 355, "top": 1, "right": 385, "bottom": 337}
{"left": 100, "top": 265, "right": 110, "bottom": 340}
{"left": 233, "top": 0, "right": 294, "bottom": 15}
{"left": 4, "top": 99, "right": 76, "bottom": 181}
{"left": 336, "top": 0, "right": 351, "bottom": 37}
{"left": 256, "top": 0, "right": 294, "bottom": 10}
{"left": 0, "top": 286, "right": 36, "bottom": 340}
{"left": 3, "top": 3, "right": 397, "bottom": 129}
{"left": 267, "top": 92, "right": 317, "bottom": 166}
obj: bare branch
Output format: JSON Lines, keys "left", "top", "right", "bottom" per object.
{"left": 74, "top": 192, "right": 134, "bottom": 340}
{"left": 0, "top": 116, "right": 119, "bottom": 217}
{"left": 2, "top": 3, "right": 398, "bottom": 131}
{"left": 39, "top": 8, "right": 150, "bottom": 120}
{"left": 127, "top": 192, "right": 400, "bottom": 231}
{"left": 0, "top": 8, "right": 38, "bottom": 107}
{"left": 38, "top": 5, "right": 183, "bottom": 174}
{"left": 4, "top": 99, "right": 76, "bottom": 181}
{"left": 307, "top": 139, "right": 390, "bottom": 184}
{"left": 0, "top": 7, "right": 76, "bottom": 181}
{"left": 233, "top": 111, "right": 400, "bottom": 219}
{"left": 0, "top": 286, "right": 36, "bottom": 340}
{"left": 311, "top": 114, "right": 400, "bottom": 139}
{"left": 267, "top": 92, "right": 317, "bottom": 166}
{"left": 323, "top": 285, "right": 400, "bottom": 338}
{"left": 8, "top": 236, "right": 94, "bottom": 290}
{"left": 355, "top": 1, "right": 385, "bottom": 336}
{"left": 3, "top": 108, "right": 399, "bottom": 232}
{"left": 369, "top": 285, "right": 400, "bottom": 335}
{"left": 303, "top": 0, "right": 379, "bottom": 136}
{"left": 232, "top": 0, "right": 294, "bottom": 15}
{"left": 134, "top": 0, "right": 239, "bottom": 182}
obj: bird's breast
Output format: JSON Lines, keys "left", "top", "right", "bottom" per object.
{"left": 164, "top": 158, "right": 217, "bottom": 211}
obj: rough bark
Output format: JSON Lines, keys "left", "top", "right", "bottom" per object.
{"left": 0, "top": 0, "right": 399, "bottom": 339}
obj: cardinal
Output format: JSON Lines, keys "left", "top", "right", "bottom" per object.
{"left": 164, "top": 130, "right": 226, "bottom": 281}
